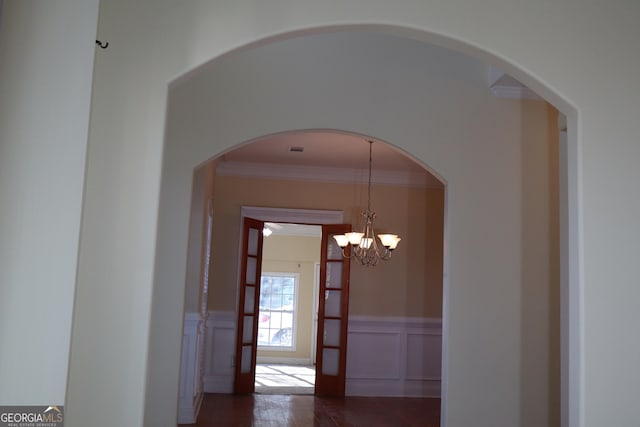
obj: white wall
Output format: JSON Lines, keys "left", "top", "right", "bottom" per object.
{"left": 0, "top": 1, "right": 632, "bottom": 427}
{"left": 154, "top": 32, "right": 539, "bottom": 427}
{"left": 0, "top": 0, "right": 98, "bottom": 405}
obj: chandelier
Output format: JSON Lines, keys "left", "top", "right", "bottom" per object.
{"left": 333, "top": 141, "right": 401, "bottom": 266}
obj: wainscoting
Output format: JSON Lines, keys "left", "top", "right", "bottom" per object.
{"left": 201, "top": 311, "right": 442, "bottom": 397}
{"left": 345, "top": 316, "right": 441, "bottom": 397}
{"left": 178, "top": 312, "right": 205, "bottom": 424}
{"left": 203, "top": 311, "right": 236, "bottom": 393}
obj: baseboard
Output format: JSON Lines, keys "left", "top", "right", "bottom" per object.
{"left": 204, "top": 374, "right": 233, "bottom": 393}
{"left": 346, "top": 378, "right": 441, "bottom": 398}
{"left": 177, "top": 391, "right": 203, "bottom": 424}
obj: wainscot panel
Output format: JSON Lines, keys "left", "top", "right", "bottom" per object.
{"left": 203, "top": 311, "right": 236, "bottom": 393}
{"left": 178, "top": 312, "right": 205, "bottom": 424}
{"left": 346, "top": 316, "right": 442, "bottom": 398}
{"left": 202, "top": 312, "right": 442, "bottom": 398}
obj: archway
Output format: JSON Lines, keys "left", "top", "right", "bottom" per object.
{"left": 148, "top": 28, "right": 575, "bottom": 427}
{"left": 189, "top": 132, "right": 445, "bottom": 401}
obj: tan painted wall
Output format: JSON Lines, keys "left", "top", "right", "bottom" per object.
{"left": 257, "top": 234, "right": 320, "bottom": 361}
{"left": 208, "top": 174, "right": 445, "bottom": 319}
{"left": 520, "top": 101, "right": 561, "bottom": 426}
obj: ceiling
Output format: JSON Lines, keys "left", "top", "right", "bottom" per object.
{"left": 218, "top": 131, "right": 443, "bottom": 187}
{"left": 222, "top": 132, "right": 426, "bottom": 172}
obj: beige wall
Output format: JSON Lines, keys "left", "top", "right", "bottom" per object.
{"left": 520, "top": 101, "right": 561, "bottom": 426}
{"left": 0, "top": 0, "right": 99, "bottom": 405}
{"left": 42, "top": 1, "right": 639, "bottom": 422}
{"left": 209, "top": 174, "right": 444, "bottom": 319}
{"left": 258, "top": 234, "right": 320, "bottom": 361}
{"left": 147, "top": 31, "right": 565, "bottom": 427}
{"left": 5, "top": 2, "right": 640, "bottom": 427}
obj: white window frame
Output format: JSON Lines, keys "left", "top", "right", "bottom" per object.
{"left": 257, "top": 272, "right": 299, "bottom": 352}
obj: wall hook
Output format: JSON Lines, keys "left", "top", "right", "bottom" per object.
{"left": 95, "top": 40, "right": 109, "bottom": 49}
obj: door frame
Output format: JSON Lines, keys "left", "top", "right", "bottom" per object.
{"left": 237, "top": 207, "right": 344, "bottom": 386}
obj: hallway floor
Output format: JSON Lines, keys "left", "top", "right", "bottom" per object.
{"left": 182, "top": 393, "right": 441, "bottom": 426}
{"left": 180, "top": 363, "right": 440, "bottom": 426}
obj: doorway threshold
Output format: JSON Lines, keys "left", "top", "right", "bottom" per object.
{"left": 255, "top": 364, "right": 315, "bottom": 395}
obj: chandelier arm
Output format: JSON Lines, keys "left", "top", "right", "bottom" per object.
{"left": 340, "top": 247, "right": 352, "bottom": 259}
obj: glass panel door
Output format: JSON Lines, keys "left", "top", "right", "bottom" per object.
{"left": 315, "top": 224, "right": 351, "bottom": 396}
{"left": 234, "top": 217, "right": 264, "bottom": 393}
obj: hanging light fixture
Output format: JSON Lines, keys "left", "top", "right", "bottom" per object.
{"left": 333, "top": 140, "right": 401, "bottom": 266}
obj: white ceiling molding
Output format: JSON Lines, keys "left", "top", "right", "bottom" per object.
{"left": 217, "top": 160, "right": 440, "bottom": 188}
{"left": 490, "top": 82, "right": 544, "bottom": 100}
{"left": 488, "top": 65, "right": 543, "bottom": 100}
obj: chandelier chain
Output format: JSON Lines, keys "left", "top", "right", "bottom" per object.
{"left": 367, "top": 140, "right": 373, "bottom": 213}
{"left": 332, "top": 140, "right": 401, "bottom": 266}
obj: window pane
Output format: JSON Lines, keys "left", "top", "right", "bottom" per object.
{"left": 258, "top": 273, "right": 297, "bottom": 349}
{"left": 323, "top": 319, "right": 341, "bottom": 346}
{"left": 246, "top": 257, "right": 257, "bottom": 285}
{"left": 243, "top": 315, "right": 254, "bottom": 343}
{"left": 326, "top": 262, "right": 342, "bottom": 288}
{"left": 324, "top": 290, "right": 341, "bottom": 317}
{"left": 322, "top": 348, "right": 340, "bottom": 376}
{"left": 327, "top": 234, "right": 343, "bottom": 260}
{"left": 244, "top": 286, "right": 255, "bottom": 313}
{"left": 247, "top": 228, "right": 259, "bottom": 256}
{"left": 241, "top": 345, "right": 252, "bottom": 373}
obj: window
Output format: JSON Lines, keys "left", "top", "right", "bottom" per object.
{"left": 258, "top": 273, "right": 297, "bottom": 349}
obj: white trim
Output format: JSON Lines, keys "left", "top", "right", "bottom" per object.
{"left": 203, "top": 311, "right": 442, "bottom": 398}
{"left": 441, "top": 181, "right": 450, "bottom": 427}
{"left": 346, "top": 378, "right": 441, "bottom": 398}
{"left": 490, "top": 84, "right": 543, "bottom": 100}
{"left": 240, "top": 206, "right": 343, "bottom": 224}
{"left": 178, "top": 312, "right": 205, "bottom": 424}
{"left": 206, "top": 310, "right": 236, "bottom": 326}
{"left": 345, "top": 316, "right": 442, "bottom": 398}
{"left": 218, "top": 161, "right": 438, "bottom": 188}
{"left": 184, "top": 311, "right": 202, "bottom": 324}
{"left": 203, "top": 376, "right": 233, "bottom": 393}
{"left": 203, "top": 311, "right": 235, "bottom": 393}
{"left": 562, "top": 120, "right": 584, "bottom": 427}
{"left": 257, "top": 271, "right": 299, "bottom": 352}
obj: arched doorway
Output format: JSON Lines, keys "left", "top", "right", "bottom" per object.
{"left": 148, "top": 28, "right": 574, "bottom": 427}
{"left": 186, "top": 133, "right": 445, "bottom": 402}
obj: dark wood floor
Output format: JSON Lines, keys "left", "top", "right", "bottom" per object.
{"left": 180, "top": 393, "right": 440, "bottom": 427}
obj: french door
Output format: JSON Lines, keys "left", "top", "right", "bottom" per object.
{"left": 315, "top": 224, "right": 351, "bottom": 397}
{"left": 233, "top": 219, "right": 351, "bottom": 396}
{"left": 233, "top": 217, "right": 264, "bottom": 394}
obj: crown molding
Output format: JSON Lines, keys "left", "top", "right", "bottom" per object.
{"left": 217, "top": 161, "right": 439, "bottom": 188}
{"left": 490, "top": 84, "right": 543, "bottom": 100}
